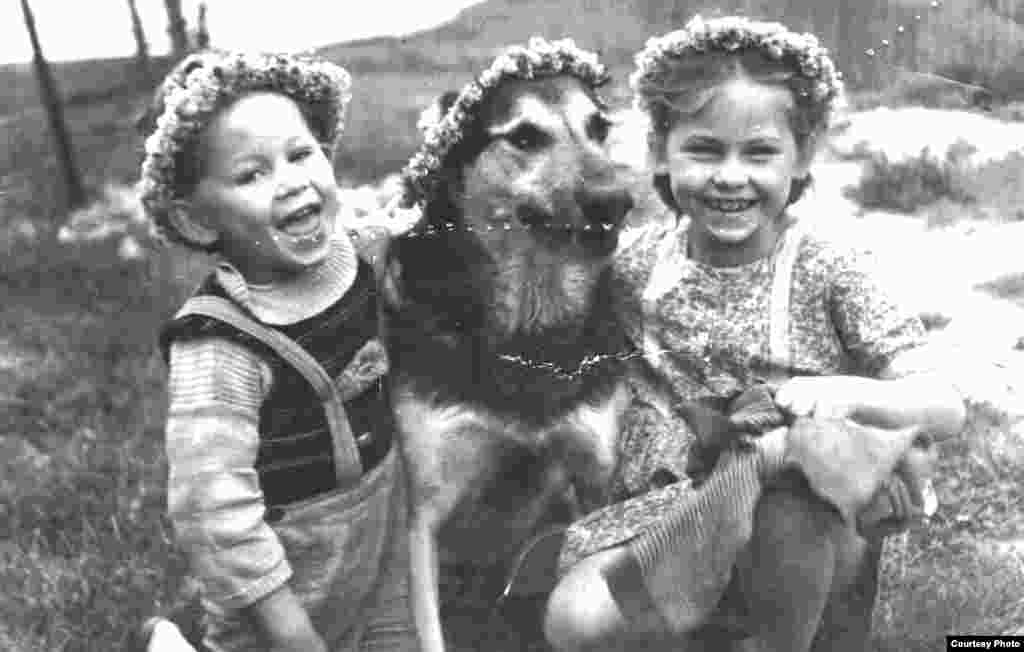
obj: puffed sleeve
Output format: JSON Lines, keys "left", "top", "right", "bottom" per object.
{"left": 165, "top": 336, "right": 291, "bottom": 611}
{"left": 826, "top": 241, "right": 928, "bottom": 378}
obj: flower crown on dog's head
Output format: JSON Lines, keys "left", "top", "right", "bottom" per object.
{"left": 630, "top": 15, "right": 844, "bottom": 120}
{"left": 400, "top": 37, "right": 610, "bottom": 209}
{"left": 137, "top": 49, "right": 352, "bottom": 248}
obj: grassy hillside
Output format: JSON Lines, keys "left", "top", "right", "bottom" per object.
{"left": 0, "top": 57, "right": 175, "bottom": 119}
{"left": 3, "top": 0, "right": 1022, "bottom": 122}
{"left": 317, "top": 0, "right": 1024, "bottom": 95}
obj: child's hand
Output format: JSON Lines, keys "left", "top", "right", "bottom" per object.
{"left": 783, "top": 417, "right": 923, "bottom": 523}
{"left": 775, "top": 375, "right": 879, "bottom": 422}
{"left": 252, "top": 586, "right": 327, "bottom": 652}
{"left": 857, "top": 443, "right": 940, "bottom": 538}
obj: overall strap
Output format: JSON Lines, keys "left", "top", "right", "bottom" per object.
{"left": 175, "top": 295, "right": 364, "bottom": 488}
{"left": 766, "top": 219, "right": 806, "bottom": 384}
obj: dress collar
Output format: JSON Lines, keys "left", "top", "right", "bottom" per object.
{"left": 676, "top": 214, "right": 799, "bottom": 278}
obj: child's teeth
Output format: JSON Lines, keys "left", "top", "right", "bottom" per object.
{"left": 281, "top": 208, "right": 320, "bottom": 236}
{"left": 708, "top": 198, "right": 753, "bottom": 211}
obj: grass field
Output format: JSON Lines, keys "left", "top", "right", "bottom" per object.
{"left": 2, "top": 57, "right": 1024, "bottom": 651}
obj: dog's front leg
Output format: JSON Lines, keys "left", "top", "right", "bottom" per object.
{"left": 396, "top": 399, "right": 493, "bottom": 652}
{"left": 408, "top": 505, "right": 446, "bottom": 652}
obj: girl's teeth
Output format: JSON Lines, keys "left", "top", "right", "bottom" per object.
{"left": 706, "top": 198, "right": 754, "bottom": 212}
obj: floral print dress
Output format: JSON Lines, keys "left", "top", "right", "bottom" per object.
{"left": 559, "top": 213, "right": 927, "bottom": 570}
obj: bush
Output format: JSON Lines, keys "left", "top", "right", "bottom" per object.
{"left": 844, "top": 138, "right": 1024, "bottom": 223}
{"left": 993, "top": 101, "right": 1024, "bottom": 123}
{"left": 845, "top": 144, "right": 976, "bottom": 213}
{"left": 958, "top": 150, "right": 1024, "bottom": 222}
{"left": 988, "top": 53, "right": 1024, "bottom": 103}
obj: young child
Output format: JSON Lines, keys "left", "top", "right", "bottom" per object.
{"left": 136, "top": 50, "right": 414, "bottom": 652}
{"left": 544, "top": 16, "right": 965, "bottom": 652}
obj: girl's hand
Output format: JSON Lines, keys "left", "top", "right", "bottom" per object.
{"left": 783, "top": 417, "right": 923, "bottom": 522}
{"left": 775, "top": 375, "right": 880, "bottom": 422}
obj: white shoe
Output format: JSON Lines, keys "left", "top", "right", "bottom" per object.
{"left": 141, "top": 617, "right": 197, "bottom": 652}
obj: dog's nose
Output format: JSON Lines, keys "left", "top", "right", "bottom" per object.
{"left": 576, "top": 187, "right": 634, "bottom": 230}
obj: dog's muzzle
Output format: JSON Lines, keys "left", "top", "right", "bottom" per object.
{"left": 515, "top": 186, "right": 633, "bottom": 256}
{"left": 575, "top": 186, "right": 633, "bottom": 255}
{"left": 577, "top": 187, "right": 633, "bottom": 231}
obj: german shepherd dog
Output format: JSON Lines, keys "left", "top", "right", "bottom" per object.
{"left": 382, "top": 75, "right": 635, "bottom": 651}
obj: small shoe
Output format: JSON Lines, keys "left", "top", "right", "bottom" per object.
{"left": 140, "top": 617, "right": 197, "bottom": 652}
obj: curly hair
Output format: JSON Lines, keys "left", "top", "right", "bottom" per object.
{"left": 136, "top": 50, "right": 352, "bottom": 251}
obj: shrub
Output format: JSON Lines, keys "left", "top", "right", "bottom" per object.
{"left": 993, "top": 101, "right": 1024, "bottom": 123}
{"left": 844, "top": 144, "right": 976, "bottom": 213}
{"left": 958, "top": 150, "right": 1024, "bottom": 222}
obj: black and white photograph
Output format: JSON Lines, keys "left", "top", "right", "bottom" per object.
{"left": 1, "top": 1, "right": 1023, "bottom": 650}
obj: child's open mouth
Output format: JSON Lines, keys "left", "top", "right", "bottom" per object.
{"left": 702, "top": 197, "right": 757, "bottom": 213}
{"left": 277, "top": 203, "right": 323, "bottom": 238}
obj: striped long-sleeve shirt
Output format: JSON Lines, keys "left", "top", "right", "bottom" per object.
{"left": 163, "top": 230, "right": 391, "bottom": 612}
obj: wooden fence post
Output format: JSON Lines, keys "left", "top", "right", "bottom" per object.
{"left": 19, "top": 0, "right": 86, "bottom": 214}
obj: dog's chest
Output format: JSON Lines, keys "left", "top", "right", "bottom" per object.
{"left": 395, "top": 384, "right": 626, "bottom": 563}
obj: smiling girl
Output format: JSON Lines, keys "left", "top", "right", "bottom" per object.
{"left": 138, "top": 51, "right": 413, "bottom": 652}
{"left": 544, "top": 16, "right": 965, "bottom": 652}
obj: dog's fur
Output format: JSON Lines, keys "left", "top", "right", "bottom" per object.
{"left": 384, "top": 76, "right": 635, "bottom": 651}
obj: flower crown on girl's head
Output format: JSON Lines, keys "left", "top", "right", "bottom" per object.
{"left": 630, "top": 15, "right": 845, "bottom": 120}
{"left": 137, "top": 49, "right": 352, "bottom": 247}
{"left": 400, "top": 37, "right": 610, "bottom": 209}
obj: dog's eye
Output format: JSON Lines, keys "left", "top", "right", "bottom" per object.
{"left": 586, "top": 113, "right": 612, "bottom": 144}
{"left": 503, "top": 124, "right": 548, "bottom": 151}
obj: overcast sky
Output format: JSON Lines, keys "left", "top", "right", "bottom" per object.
{"left": 1, "top": 0, "right": 484, "bottom": 64}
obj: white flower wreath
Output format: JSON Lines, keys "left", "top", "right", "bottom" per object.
{"left": 137, "top": 50, "right": 352, "bottom": 247}
{"left": 630, "top": 15, "right": 845, "bottom": 116}
{"left": 400, "top": 36, "right": 610, "bottom": 209}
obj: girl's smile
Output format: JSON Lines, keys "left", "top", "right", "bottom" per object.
{"left": 699, "top": 196, "right": 759, "bottom": 213}
{"left": 660, "top": 77, "right": 813, "bottom": 266}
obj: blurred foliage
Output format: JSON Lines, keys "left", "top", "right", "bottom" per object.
{"left": 845, "top": 143, "right": 977, "bottom": 213}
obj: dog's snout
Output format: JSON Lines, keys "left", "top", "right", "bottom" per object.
{"left": 576, "top": 187, "right": 634, "bottom": 229}
{"left": 518, "top": 205, "right": 551, "bottom": 228}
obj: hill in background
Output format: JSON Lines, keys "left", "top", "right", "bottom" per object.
{"left": 319, "top": 0, "right": 1024, "bottom": 96}
{"left": 5, "top": 0, "right": 1023, "bottom": 119}
{"left": 3, "top": 0, "right": 1023, "bottom": 215}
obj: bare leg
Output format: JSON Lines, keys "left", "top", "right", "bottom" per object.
{"left": 544, "top": 547, "right": 680, "bottom": 652}
{"left": 408, "top": 512, "right": 446, "bottom": 652}
{"left": 808, "top": 535, "right": 881, "bottom": 652}
{"left": 733, "top": 479, "right": 859, "bottom": 652}
{"left": 546, "top": 478, "right": 858, "bottom": 652}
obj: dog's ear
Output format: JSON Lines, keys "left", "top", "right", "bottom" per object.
{"left": 418, "top": 90, "right": 461, "bottom": 136}
{"left": 438, "top": 90, "right": 460, "bottom": 115}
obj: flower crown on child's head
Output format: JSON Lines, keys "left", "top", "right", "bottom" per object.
{"left": 630, "top": 15, "right": 845, "bottom": 121}
{"left": 400, "top": 37, "right": 610, "bottom": 209}
{"left": 137, "top": 49, "right": 352, "bottom": 247}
